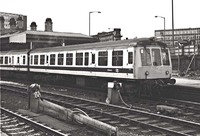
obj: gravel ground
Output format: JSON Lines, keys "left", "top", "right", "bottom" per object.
{"left": 174, "top": 70, "right": 200, "bottom": 80}
{"left": 0, "top": 90, "right": 106, "bottom": 136}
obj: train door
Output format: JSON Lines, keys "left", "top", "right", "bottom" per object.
{"left": 90, "top": 51, "right": 96, "bottom": 67}
{"left": 45, "top": 54, "right": 50, "bottom": 66}
{"left": 17, "top": 55, "right": 20, "bottom": 71}
{"left": 127, "top": 47, "right": 135, "bottom": 78}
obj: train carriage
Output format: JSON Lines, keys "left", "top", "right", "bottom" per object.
{"left": 0, "top": 49, "right": 29, "bottom": 72}
{"left": 0, "top": 37, "right": 175, "bottom": 93}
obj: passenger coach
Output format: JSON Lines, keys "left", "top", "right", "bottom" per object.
{"left": 0, "top": 38, "right": 175, "bottom": 92}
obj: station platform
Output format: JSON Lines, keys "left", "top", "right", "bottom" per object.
{"left": 172, "top": 77, "right": 200, "bottom": 89}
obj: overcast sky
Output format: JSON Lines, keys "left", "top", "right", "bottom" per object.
{"left": 1, "top": 0, "right": 199, "bottom": 39}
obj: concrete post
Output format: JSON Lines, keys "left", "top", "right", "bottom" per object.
{"left": 106, "top": 81, "right": 121, "bottom": 104}
{"left": 29, "top": 83, "right": 41, "bottom": 113}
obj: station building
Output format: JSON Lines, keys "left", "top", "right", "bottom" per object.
{"left": 92, "top": 28, "right": 122, "bottom": 42}
{"left": 0, "top": 12, "right": 98, "bottom": 51}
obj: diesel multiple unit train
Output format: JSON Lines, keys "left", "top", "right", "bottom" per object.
{"left": 0, "top": 38, "right": 175, "bottom": 93}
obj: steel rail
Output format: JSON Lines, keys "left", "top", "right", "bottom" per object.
{"left": 1, "top": 107, "right": 70, "bottom": 136}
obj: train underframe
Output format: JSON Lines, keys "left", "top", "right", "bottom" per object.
{"left": 1, "top": 70, "right": 175, "bottom": 97}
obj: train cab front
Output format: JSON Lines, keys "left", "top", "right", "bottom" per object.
{"left": 135, "top": 39, "right": 176, "bottom": 86}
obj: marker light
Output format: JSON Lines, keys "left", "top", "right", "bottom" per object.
{"left": 165, "top": 71, "right": 169, "bottom": 75}
{"left": 145, "top": 71, "right": 149, "bottom": 76}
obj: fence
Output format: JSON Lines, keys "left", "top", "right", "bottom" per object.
{"left": 170, "top": 43, "right": 200, "bottom": 71}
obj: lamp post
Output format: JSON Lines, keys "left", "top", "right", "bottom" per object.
{"left": 155, "top": 15, "right": 166, "bottom": 43}
{"left": 89, "top": 11, "right": 101, "bottom": 36}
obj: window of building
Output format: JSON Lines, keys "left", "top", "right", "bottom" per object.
{"left": 0, "top": 56, "right": 3, "bottom": 64}
{"left": 58, "top": 53, "right": 64, "bottom": 65}
{"left": 34, "top": 55, "right": 38, "bottom": 65}
{"left": 23, "top": 56, "right": 26, "bottom": 64}
{"left": 112, "top": 50, "right": 123, "bottom": 66}
{"left": 40, "top": 55, "right": 45, "bottom": 65}
{"left": 76, "top": 53, "right": 83, "bottom": 65}
{"left": 128, "top": 52, "right": 133, "bottom": 64}
{"left": 50, "top": 54, "right": 55, "bottom": 65}
{"left": 84, "top": 52, "right": 89, "bottom": 66}
{"left": 98, "top": 51, "right": 108, "bottom": 66}
{"left": 66, "top": 53, "right": 73, "bottom": 65}
{"left": 140, "top": 48, "right": 151, "bottom": 66}
{"left": 152, "top": 49, "right": 161, "bottom": 66}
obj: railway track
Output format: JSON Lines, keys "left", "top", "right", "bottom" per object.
{"left": 1, "top": 81, "right": 200, "bottom": 123}
{"left": 0, "top": 107, "right": 70, "bottom": 136}
{"left": 1, "top": 82, "right": 200, "bottom": 136}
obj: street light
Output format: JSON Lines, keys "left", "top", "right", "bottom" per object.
{"left": 89, "top": 11, "right": 101, "bottom": 36}
{"left": 155, "top": 15, "right": 166, "bottom": 43}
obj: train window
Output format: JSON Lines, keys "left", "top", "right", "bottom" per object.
{"left": 34, "top": 55, "right": 38, "bottom": 65}
{"left": 17, "top": 57, "right": 20, "bottom": 64}
{"left": 5, "top": 56, "right": 8, "bottom": 64}
{"left": 30, "top": 55, "right": 33, "bottom": 65}
{"left": 98, "top": 51, "right": 108, "bottom": 66}
{"left": 66, "top": 53, "right": 73, "bottom": 65}
{"left": 0, "top": 56, "right": 3, "bottom": 64}
{"left": 12, "top": 56, "right": 14, "bottom": 64}
{"left": 161, "top": 49, "right": 170, "bottom": 65}
{"left": 140, "top": 48, "right": 151, "bottom": 66}
{"left": 9, "top": 57, "right": 11, "bottom": 64}
{"left": 84, "top": 52, "right": 89, "bottom": 66}
{"left": 76, "top": 53, "right": 83, "bottom": 65}
{"left": 92, "top": 54, "right": 95, "bottom": 64}
{"left": 58, "top": 53, "right": 64, "bottom": 65}
{"left": 40, "top": 55, "right": 45, "bottom": 65}
{"left": 50, "top": 54, "right": 55, "bottom": 65}
{"left": 23, "top": 56, "right": 26, "bottom": 64}
{"left": 128, "top": 52, "right": 133, "bottom": 64}
{"left": 152, "top": 49, "right": 161, "bottom": 66}
{"left": 112, "top": 51, "right": 123, "bottom": 66}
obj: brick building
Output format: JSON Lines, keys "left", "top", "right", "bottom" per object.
{"left": 0, "top": 12, "right": 27, "bottom": 35}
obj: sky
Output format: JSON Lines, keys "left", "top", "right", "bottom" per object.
{"left": 0, "top": 0, "right": 199, "bottom": 39}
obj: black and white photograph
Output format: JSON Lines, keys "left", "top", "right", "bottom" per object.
{"left": 1, "top": 0, "right": 200, "bottom": 135}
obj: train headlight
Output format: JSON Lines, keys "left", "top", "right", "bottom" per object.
{"left": 145, "top": 71, "right": 149, "bottom": 76}
{"left": 165, "top": 71, "right": 169, "bottom": 75}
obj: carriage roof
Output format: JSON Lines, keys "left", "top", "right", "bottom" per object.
{"left": 30, "top": 38, "right": 167, "bottom": 53}
{"left": 0, "top": 49, "right": 29, "bottom": 56}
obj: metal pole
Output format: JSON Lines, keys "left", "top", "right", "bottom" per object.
{"left": 89, "top": 12, "right": 91, "bottom": 36}
{"left": 164, "top": 17, "right": 165, "bottom": 43}
{"left": 172, "top": 0, "right": 178, "bottom": 73}
{"left": 155, "top": 16, "right": 165, "bottom": 43}
{"left": 89, "top": 11, "right": 101, "bottom": 36}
